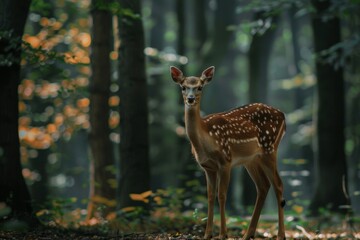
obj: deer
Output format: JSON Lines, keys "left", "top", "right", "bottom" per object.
{"left": 170, "top": 66, "right": 286, "bottom": 240}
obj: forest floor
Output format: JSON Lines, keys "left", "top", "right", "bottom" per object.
{"left": 0, "top": 216, "right": 360, "bottom": 240}
{"left": 1, "top": 226, "right": 360, "bottom": 240}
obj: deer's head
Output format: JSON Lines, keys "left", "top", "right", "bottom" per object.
{"left": 170, "top": 66, "right": 215, "bottom": 107}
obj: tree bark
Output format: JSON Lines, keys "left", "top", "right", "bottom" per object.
{"left": 0, "top": 0, "right": 38, "bottom": 225}
{"left": 87, "top": 0, "right": 116, "bottom": 218}
{"left": 118, "top": 0, "right": 150, "bottom": 209}
{"left": 309, "top": 0, "right": 349, "bottom": 214}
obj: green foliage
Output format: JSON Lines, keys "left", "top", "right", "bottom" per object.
{"left": 0, "top": 30, "right": 22, "bottom": 66}
{"left": 36, "top": 197, "right": 79, "bottom": 226}
{"left": 316, "top": 35, "right": 360, "bottom": 69}
{"left": 30, "top": 0, "right": 52, "bottom": 15}
{"left": 0, "top": 30, "right": 66, "bottom": 68}
{"left": 92, "top": 0, "right": 140, "bottom": 19}
{"left": 237, "top": 0, "right": 309, "bottom": 16}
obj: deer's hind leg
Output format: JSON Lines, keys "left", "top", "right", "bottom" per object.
{"left": 242, "top": 161, "right": 271, "bottom": 240}
{"left": 262, "top": 152, "right": 285, "bottom": 240}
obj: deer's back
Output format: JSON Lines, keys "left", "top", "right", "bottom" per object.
{"left": 203, "top": 103, "right": 286, "bottom": 155}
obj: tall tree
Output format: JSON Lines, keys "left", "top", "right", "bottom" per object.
{"left": 175, "top": 0, "right": 192, "bottom": 190}
{"left": 309, "top": 0, "right": 349, "bottom": 214}
{"left": 198, "top": 0, "right": 237, "bottom": 114}
{"left": 242, "top": 12, "right": 280, "bottom": 208}
{"left": 87, "top": 0, "right": 116, "bottom": 218}
{"left": 198, "top": 0, "right": 236, "bottom": 69}
{"left": 118, "top": 0, "right": 150, "bottom": 209}
{"left": 248, "top": 13, "right": 279, "bottom": 103}
{"left": 0, "top": 0, "right": 38, "bottom": 226}
{"left": 147, "top": 0, "right": 175, "bottom": 188}
{"left": 193, "top": 0, "right": 207, "bottom": 56}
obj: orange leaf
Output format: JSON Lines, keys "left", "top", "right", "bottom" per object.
{"left": 129, "top": 190, "right": 152, "bottom": 203}
{"left": 121, "top": 207, "right": 136, "bottom": 212}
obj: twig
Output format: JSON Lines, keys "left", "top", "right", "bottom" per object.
{"left": 296, "top": 225, "right": 313, "bottom": 239}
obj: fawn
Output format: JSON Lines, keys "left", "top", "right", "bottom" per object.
{"left": 170, "top": 66, "right": 286, "bottom": 239}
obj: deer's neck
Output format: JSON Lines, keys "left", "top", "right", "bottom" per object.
{"left": 184, "top": 104, "right": 204, "bottom": 148}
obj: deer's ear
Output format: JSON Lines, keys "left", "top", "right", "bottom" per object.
{"left": 201, "top": 66, "right": 215, "bottom": 84}
{"left": 170, "top": 66, "right": 184, "bottom": 84}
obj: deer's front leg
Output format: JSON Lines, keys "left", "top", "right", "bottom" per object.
{"left": 218, "top": 166, "right": 231, "bottom": 239}
{"left": 204, "top": 170, "right": 217, "bottom": 239}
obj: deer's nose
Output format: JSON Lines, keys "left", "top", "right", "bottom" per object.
{"left": 187, "top": 95, "right": 195, "bottom": 103}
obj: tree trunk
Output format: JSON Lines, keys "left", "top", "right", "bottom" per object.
{"left": 288, "top": 5, "right": 303, "bottom": 109}
{"left": 242, "top": 12, "right": 280, "bottom": 209}
{"left": 87, "top": 0, "right": 116, "bottom": 219}
{"left": 193, "top": 0, "right": 207, "bottom": 55}
{"left": 198, "top": 0, "right": 236, "bottom": 68}
{"left": 118, "top": 0, "right": 150, "bottom": 209}
{"left": 147, "top": 0, "right": 173, "bottom": 189}
{"left": 0, "top": 0, "right": 38, "bottom": 226}
{"left": 248, "top": 13, "right": 279, "bottom": 103}
{"left": 199, "top": 0, "right": 236, "bottom": 114}
{"left": 309, "top": 0, "right": 349, "bottom": 214}
{"left": 149, "top": 0, "right": 166, "bottom": 50}
{"left": 175, "top": 0, "right": 192, "bottom": 189}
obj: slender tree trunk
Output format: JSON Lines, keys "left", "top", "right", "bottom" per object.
{"left": 289, "top": 6, "right": 303, "bottom": 109}
{"left": 248, "top": 13, "right": 279, "bottom": 103}
{"left": 147, "top": 0, "right": 169, "bottom": 189}
{"left": 199, "top": 0, "right": 236, "bottom": 114}
{"left": 118, "top": 0, "right": 150, "bottom": 209}
{"left": 287, "top": 5, "right": 315, "bottom": 203}
{"left": 87, "top": 0, "right": 116, "bottom": 218}
{"left": 0, "top": 0, "right": 38, "bottom": 226}
{"left": 242, "top": 12, "right": 280, "bottom": 208}
{"left": 193, "top": 0, "right": 207, "bottom": 55}
{"left": 175, "top": 0, "right": 192, "bottom": 188}
{"left": 309, "top": 0, "right": 349, "bottom": 214}
{"left": 149, "top": 0, "right": 165, "bottom": 50}
{"left": 199, "top": 0, "right": 236, "bottom": 68}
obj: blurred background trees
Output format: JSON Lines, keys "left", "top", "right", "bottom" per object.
{"left": 0, "top": 0, "right": 360, "bottom": 228}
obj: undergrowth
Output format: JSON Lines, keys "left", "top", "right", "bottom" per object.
{"left": 1, "top": 187, "right": 360, "bottom": 239}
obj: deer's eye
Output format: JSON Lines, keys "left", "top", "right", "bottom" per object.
{"left": 181, "top": 86, "right": 186, "bottom": 91}
{"left": 197, "top": 86, "right": 203, "bottom": 91}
